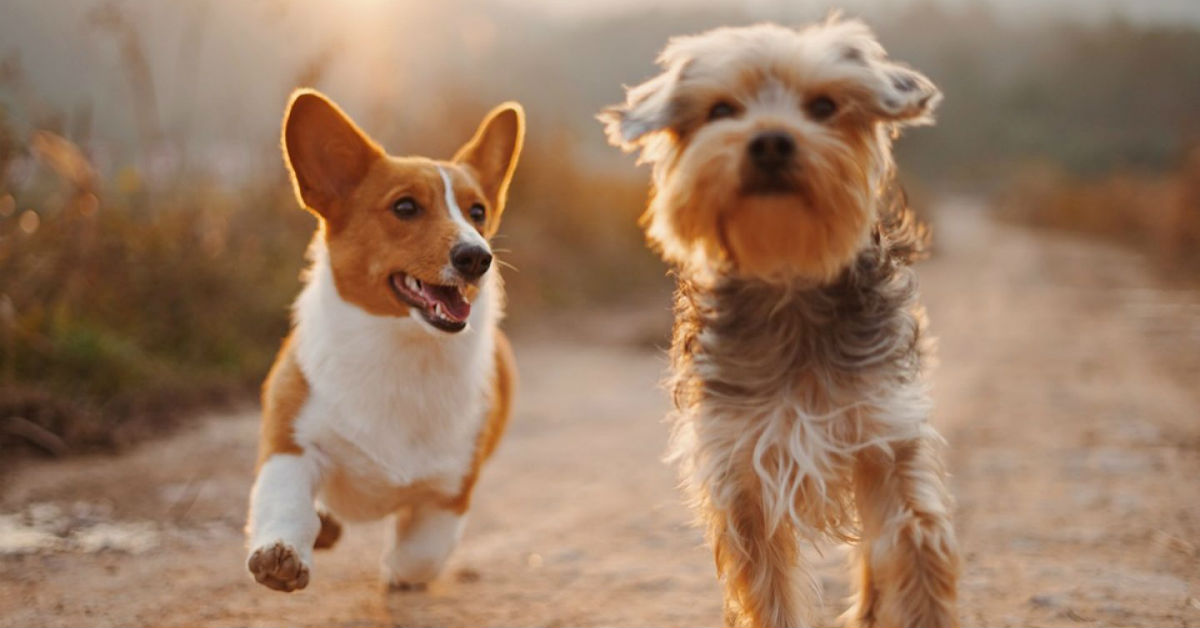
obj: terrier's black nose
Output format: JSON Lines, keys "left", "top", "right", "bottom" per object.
{"left": 748, "top": 131, "right": 795, "bottom": 170}
{"left": 451, "top": 243, "right": 493, "bottom": 280}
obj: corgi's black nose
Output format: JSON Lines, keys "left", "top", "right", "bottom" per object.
{"left": 451, "top": 244, "right": 492, "bottom": 280}
{"left": 748, "top": 131, "right": 795, "bottom": 171}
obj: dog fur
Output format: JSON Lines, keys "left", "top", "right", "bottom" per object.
{"left": 245, "top": 90, "right": 523, "bottom": 592}
{"left": 601, "top": 18, "right": 959, "bottom": 628}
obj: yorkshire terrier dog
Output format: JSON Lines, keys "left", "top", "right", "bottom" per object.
{"left": 601, "top": 18, "right": 959, "bottom": 628}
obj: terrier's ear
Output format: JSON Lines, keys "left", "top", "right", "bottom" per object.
{"left": 822, "top": 18, "right": 941, "bottom": 125}
{"left": 453, "top": 102, "right": 525, "bottom": 215}
{"left": 281, "top": 89, "right": 383, "bottom": 218}
{"left": 862, "top": 60, "right": 941, "bottom": 125}
{"left": 598, "top": 62, "right": 686, "bottom": 153}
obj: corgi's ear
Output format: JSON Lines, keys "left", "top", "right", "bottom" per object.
{"left": 281, "top": 89, "right": 383, "bottom": 217}
{"left": 453, "top": 102, "right": 525, "bottom": 215}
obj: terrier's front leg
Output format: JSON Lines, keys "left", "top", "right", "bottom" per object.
{"left": 381, "top": 503, "right": 467, "bottom": 589}
{"left": 246, "top": 453, "right": 322, "bottom": 592}
{"left": 709, "top": 481, "right": 811, "bottom": 628}
{"left": 846, "top": 428, "right": 959, "bottom": 627}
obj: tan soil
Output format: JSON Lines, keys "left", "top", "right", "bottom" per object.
{"left": 1, "top": 203, "right": 1198, "bottom": 627}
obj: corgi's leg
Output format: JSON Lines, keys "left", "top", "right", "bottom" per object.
{"left": 381, "top": 503, "right": 467, "bottom": 589}
{"left": 246, "top": 335, "right": 322, "bottom": 592}
{"left": 246, "top": 452, "right": 322, "bottom": 592}
{"left": 314, "top": 507, "right": 342, "bottom": 550}
{"left": 845, "top": 429, "right": 959, "bottom": 628}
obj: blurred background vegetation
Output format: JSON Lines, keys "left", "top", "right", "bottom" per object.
{"left": 1, "top": 0, "right": 1197, "bottom": 459}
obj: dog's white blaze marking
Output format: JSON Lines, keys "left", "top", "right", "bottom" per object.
{"left": 437, "top": 166, "right": 489, "bottom": 250}
{"left": 247, "top": 453, "right": 321, "bottom": 568}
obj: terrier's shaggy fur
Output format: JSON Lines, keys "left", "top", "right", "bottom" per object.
{"left": 601, "top": 18, "right": 959, "bottom": 628}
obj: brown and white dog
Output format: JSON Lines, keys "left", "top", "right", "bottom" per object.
{"left": 601, "top": 18, "right": 959, "bottom": 628}
{"left": 245, "top": 90, "right": 523, "bottom": 592}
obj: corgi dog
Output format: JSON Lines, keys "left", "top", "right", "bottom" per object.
{"left": 245, "top": 89, "right": 524, "bottom": 593}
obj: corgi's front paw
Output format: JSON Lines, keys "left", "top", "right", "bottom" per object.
{"left": 248, "top": 541, "right": 310, "bottom": 592}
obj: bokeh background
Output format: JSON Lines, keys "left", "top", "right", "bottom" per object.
{"left": 1, "top": 0, "right": 1197, "bottom": 455}
{"left": 1, "top": 1, "right": 1198, "bottom": 626}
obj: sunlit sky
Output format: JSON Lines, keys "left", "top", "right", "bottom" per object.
{"left": 2, "top": 0, "right": 1197, "bottom": 181}
{"left": 499, "top": 0, "right": 1200, "bottom": 24}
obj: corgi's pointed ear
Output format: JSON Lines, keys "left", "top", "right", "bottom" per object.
{"left": 453, "top": 102, "right": 525, "bottom": 213}
{"left": 282, "top": 89, "right": 383, "bottom": 217}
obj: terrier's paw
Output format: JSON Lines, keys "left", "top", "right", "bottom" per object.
{"left": 248, "top": 541, "right": 310, "bottom": 592}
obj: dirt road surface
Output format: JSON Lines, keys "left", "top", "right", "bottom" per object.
{"left": 2, "top": 204, "right": 1198, "bottom": 627}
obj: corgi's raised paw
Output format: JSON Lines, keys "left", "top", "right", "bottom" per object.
{"left": 248, "top": 541, "right": 310, "bottom": 592}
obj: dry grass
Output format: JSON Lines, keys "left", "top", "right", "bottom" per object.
{"left": 0, "top": 112, "right": 657, "bottom": 461}
{"left": 4, "top": 1, "right": 1191, "bottom": 461}
{"left": 500, "top": 129, "right": 666, "bottom": 320}
{"left": 1000, "top": 146, "right": 1200, "bottom": 275}
{"left": 0, "top": 138, "right": 310, "bottom": 456}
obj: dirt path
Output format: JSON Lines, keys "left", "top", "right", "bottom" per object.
{"left": 2, "top": 204, "right": 1198, "bottom": 627}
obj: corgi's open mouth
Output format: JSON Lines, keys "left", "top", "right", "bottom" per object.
{"left": 389, "top": 272, "right": 471, "bottom": 333}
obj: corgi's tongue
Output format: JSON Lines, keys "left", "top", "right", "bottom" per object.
{"left": 422, "top": 283, "right": 471, "bottom": 322}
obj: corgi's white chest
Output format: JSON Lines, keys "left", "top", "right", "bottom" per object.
{"left": 289, "top": 242, "right": 497, "bottom": 503}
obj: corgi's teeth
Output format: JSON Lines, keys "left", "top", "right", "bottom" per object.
{"left": 405, "top": 276, "right": 421, "bottom": 292}
{"left": 433, "top": 302, "right": 445, "bottom": 319}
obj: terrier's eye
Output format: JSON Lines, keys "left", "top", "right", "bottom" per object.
{"left": 468, "top": 203, "right": 486, "bottom": 223}
{"left": 392, "top": 197, "right": 419, "bottom": 219}
{"left": 805, "top": 96, "right": 838, "bottom": 121}
{"left": 708, "top": 101, "right": 737, "bottom": 121}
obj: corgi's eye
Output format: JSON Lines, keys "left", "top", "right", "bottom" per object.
{"left": 392, "top": 197, "right": 419, "bottom": 219}
{"left": 708, "top": 101, "right": 738, "bottom": 121}
{"left": 468, "top": 203, "right": 486, "bottom": 223}
{"left": 805, "top": 95, "right": 837, "bottom": 121}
